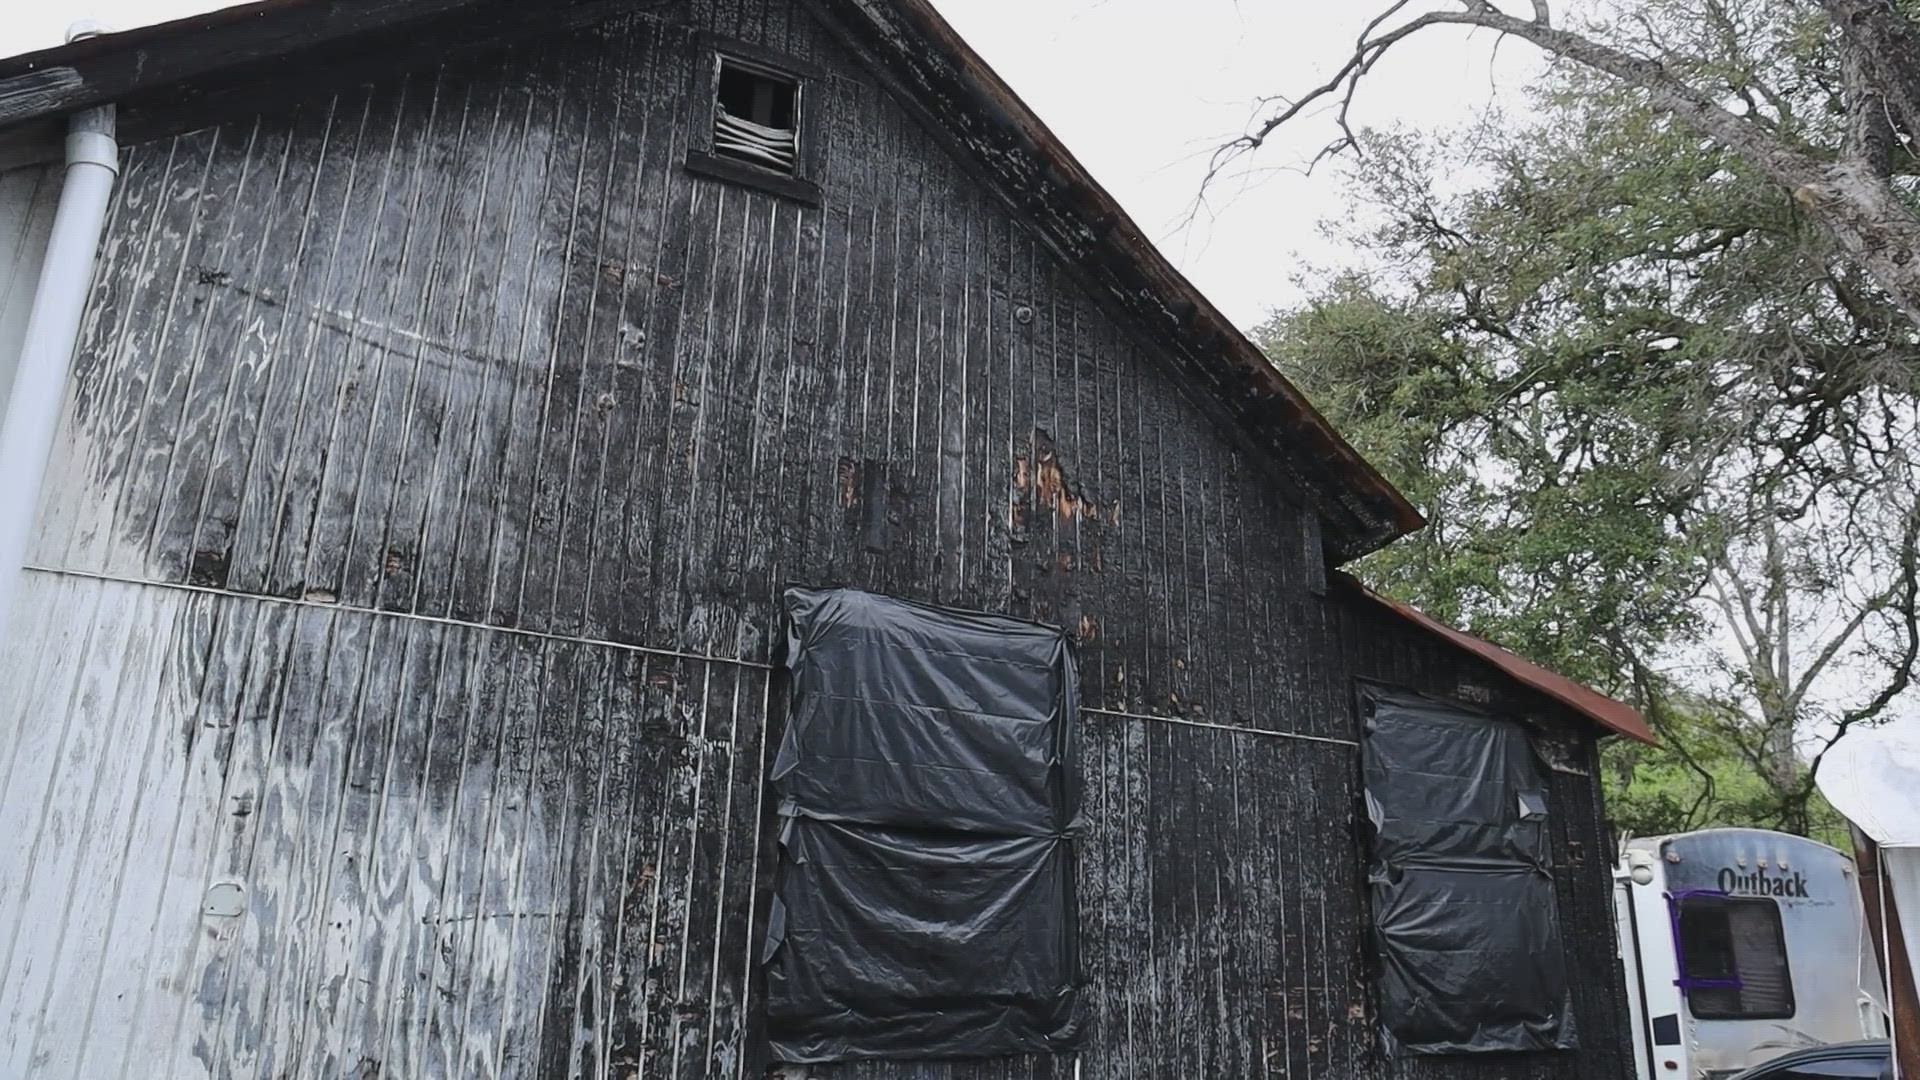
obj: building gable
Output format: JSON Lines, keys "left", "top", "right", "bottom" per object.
{"left": 0, "top": 0, "right": 1423, "bottom": 561}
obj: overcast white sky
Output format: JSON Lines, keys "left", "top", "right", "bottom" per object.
{"left": 2, "top": 1, "right": 1544, "bottom": 328}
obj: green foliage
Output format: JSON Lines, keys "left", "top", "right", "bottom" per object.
{"left": 1257, "top": 0, "right": 1920, "bottom": 842}
{"left": 1599, "top": 697, "right": 1851, "bottom": 848}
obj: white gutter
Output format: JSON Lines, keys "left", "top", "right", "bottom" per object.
{"left": 0, "top": 23, "right": 119, "bottom": 642}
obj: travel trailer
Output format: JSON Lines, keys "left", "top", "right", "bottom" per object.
{"left": 1616, "top": 829, "right": 1890, "bottom": 1080}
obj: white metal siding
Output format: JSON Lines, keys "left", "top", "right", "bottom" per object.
{"left": 0, "top": 163, "right": 63, "bottom": 418}
{"left": 0, "top": 569, "right": 734, "bottom": 1077}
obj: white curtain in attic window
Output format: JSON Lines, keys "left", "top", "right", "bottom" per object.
{"left": 716, "top": 110, "right": 796, "bottom": 171}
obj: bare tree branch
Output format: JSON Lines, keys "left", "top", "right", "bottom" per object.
{"left": 1219, "top": 2, "right": 1828, "bottom": 194}
{"left": 1201, "top": 3, "right": 1468, "bottom": 184}
{"left": 1786, "top": 574, "right": 1903, "bottom": 709}
{"left": 1708, "top": 555, "right": 1770, "bottom": 671}
{"left": 1229, "top": 0, "right": 1920, "bottom": 333}
{"left": 1809, "top": 501, "right": 1920, "bottom": 787}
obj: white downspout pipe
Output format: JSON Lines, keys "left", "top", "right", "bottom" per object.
{"left": 0, "top": 26, "right": 119, "bottom": 642}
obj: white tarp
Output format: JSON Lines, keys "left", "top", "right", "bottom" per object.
{"left": 1821, "top": 722, "right": 1920, "bottom": 848}
{"left": 1819, "top": 721, "right": 1920, "bottom": 1075}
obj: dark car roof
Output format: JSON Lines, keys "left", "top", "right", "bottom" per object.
{"left": 1733, "top": 1040, "right": 1890, "bottom": 1078}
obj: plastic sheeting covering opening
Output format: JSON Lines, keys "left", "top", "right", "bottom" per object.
{"left": 1359, "top": 682, "right": 1576, "bottom": 1055}
{"left": 763, "top": 587, "right": 1082, "bottom": 1064}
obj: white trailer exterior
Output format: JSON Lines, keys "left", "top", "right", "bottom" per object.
{"left": 1616, "top": 828, "right": 1888, "bottom": 1080}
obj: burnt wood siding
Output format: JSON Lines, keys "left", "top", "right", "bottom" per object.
{"left": 0, "top": 2, "right": 1632, "bottom": 1078}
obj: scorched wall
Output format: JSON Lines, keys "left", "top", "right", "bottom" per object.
{"left": 0, "top": 2, "right": 1632, "bottom": 1078}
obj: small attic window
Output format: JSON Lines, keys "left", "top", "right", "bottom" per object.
{"left": 685, "top": 40, "right": 822, "bottom": 206}
{"left": 714, "top": 59, "right": 799, "bottom": 173}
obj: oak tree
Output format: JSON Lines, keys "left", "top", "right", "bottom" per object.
{"left": 1227, "top": 0, "right": 1920, "bottom": 349}
{"left": 1255, "top": 7, "right": 1920, "bottom": 835}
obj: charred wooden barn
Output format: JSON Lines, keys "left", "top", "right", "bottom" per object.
{"left": 0, "top": 1, "right": 1657, "bottom": 1077}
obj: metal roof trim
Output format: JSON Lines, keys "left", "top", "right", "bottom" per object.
{"left": 1344, "top": 574, "right": 1659, "bottom": 746}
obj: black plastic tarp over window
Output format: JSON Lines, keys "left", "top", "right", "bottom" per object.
{"left": 763, "top": 587, "right": 1082, "bottom": 1064}
{"left": 1359, "top": 682, "right": 1576, "bottom": 1055}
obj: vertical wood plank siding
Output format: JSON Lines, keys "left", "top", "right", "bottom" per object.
{"left": 0, "top": 162, "right": 65, "bottom": 408}
{"left": 0, "top": 2, "right": 1632, "bottom": 1078}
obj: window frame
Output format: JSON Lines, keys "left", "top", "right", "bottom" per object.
{"left": 1669, "top": 889, "right": 1797, "bottom": 1021}
{"left": 686, "top": 34, "right": 825, "bottom": 206}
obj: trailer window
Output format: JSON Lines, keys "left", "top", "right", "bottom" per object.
{"left": 1675, "top": 894, "right": 1795, "bottom": 1020}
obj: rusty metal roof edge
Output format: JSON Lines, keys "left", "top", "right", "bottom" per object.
{"left": 1337, "top": 572, "right": 1661, "bottom": 746}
